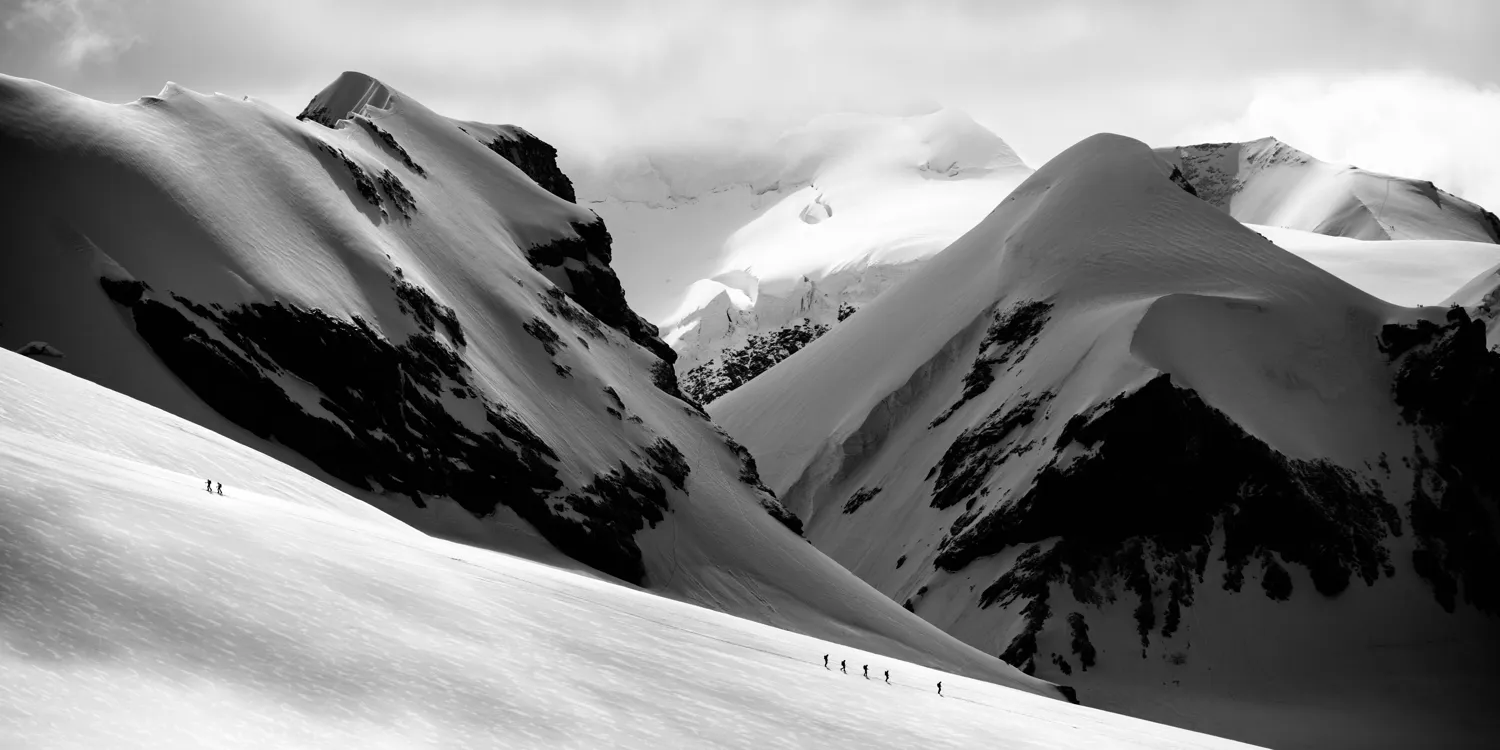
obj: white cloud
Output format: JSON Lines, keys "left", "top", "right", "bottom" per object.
{"left": 1183, "top": 72, "right": 1500, "bottom": 211}
{"left": 4, "top": 0, "right": 141, "bottom": 67}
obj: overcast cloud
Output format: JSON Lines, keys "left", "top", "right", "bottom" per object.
{"left": 4, "top": 0, "right": 1498, "bottom": 207}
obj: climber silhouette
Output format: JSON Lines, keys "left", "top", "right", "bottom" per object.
{"left": 823, "top": 654, "right": 829, "bottom": 668}
{"left": 840, "top": 660, "right": 847, "bottom": 674}
{"left": 884, "top": 670, "right": 890, "bottom": 684}
{"left": 216, "top": 482, "right": 223, "bottom": 496}
{"left": 862, "top": 665, "right": 869, "bottom": 679}
{"left": 205, "top": 479, "right": 212, "bottom": 492}
{"left": 937, "top": 681, "right": 943, "bottom": 696}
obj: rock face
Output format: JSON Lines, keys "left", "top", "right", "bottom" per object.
{"left": 471, "top": 125, "right": 578, "bottom": 203}
{"left": 97, "top": 272, "right": 683, "bottom": 585}
{"left": 523, "top": 218, "right": 676, "bottom": 364}
{"left": 682, "top": 318, "right": 830, "bottom": 405}
{"left": 1380, "top": 306, "right": 1500, "bottom": 613}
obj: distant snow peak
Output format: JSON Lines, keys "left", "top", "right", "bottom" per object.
{"left": 1158, "top": 136, "right": 1500, "bottom": 244}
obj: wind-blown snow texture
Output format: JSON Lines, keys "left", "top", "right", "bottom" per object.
{"left": 0, "top": 71, "right": 1063, "bottom": 700}
{"left": 713, "top": 134, "right": 1500, "bottom": 750}
{"left": 0, "top": 350, "right": 1260, "bottom": 749}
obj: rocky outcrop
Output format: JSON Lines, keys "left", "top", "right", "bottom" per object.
{"left": 478, "top": 126, "right": 577, "bottom": 203}
{"left": 682, "top": 319, "right": 830, "bottom": 405}
{"left": 1380, "top": 306, "right": 1500, "bottom": 613}
{"left": 525, "top": 219, "right": 676, "bottom": 367}
{"left": 98, "top": 273, "right": 682, "bottom": 585}
{"left": 932, "top": 376, "right": 1402, "bottom": 673}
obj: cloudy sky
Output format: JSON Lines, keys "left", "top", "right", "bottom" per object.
{"left": 4, "top": 0, "right": 1498, "bottom": 208}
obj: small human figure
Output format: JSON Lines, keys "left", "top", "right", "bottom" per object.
{"left": 937, "top": 681, "right": 943, "bottom": 696}
{"left": 840, "top": 660, "right": 847, "bottom": 674}
{"left": 862, "top": 665, "right": 869, "bottom": 679}
{"left": 216, "top": 482, "right": 223, "bottom": 496}
{"left": 205, "top": 479, "right": 213, "bottom": 492}
{"left": 884, "top": 670, "right": 890, "bottom": 684}
{"left": 823, "top": 654, "right": 829, "bottom": 668}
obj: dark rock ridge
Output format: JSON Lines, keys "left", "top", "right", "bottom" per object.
{"left": 468, "top": 125, "right": 578, "bottom": 203}
{"left": 931, "top": 376, "right": 1402, "bottom": 674}
{"left": 1380, "top": 306, "right": 1500, "bottom": 613}
{"left": 930, "top": 300, "right": 1051, "bottom": 428}
{"left": 710, "top": 423, "right": 803, "bottom": 535}
{"left": 354, "top": 116, "right": 426, "bottom": 177}
{"left": 1167, "top": 165, "right": 1198, "bottom": 197}
{"left": 306, "top": 136, "right": 415, "bottom": 220}
{"left": 524, "top": 219, "right": 676, "bottom": 365}
{"left": 682, "top": 318, "right": 831, "bottom": 405}
{"left": 98, "top": 274, "right": 682, "bottom": 585}
{"left": 842, "top": 486, "right": 882, "bottom": 514}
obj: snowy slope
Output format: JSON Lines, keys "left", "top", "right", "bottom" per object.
{"left": 712, "top": 134, "right": 1500, "bottom": 749}
{"left": 1249, "top": 224, "right": 1500, "bottom": 307}
{"left": 0, "top": 350, "right": 1261, "bottom": 749}
{"left": 0, "top": 72, "right": 1059, "bottom": 694}
{"left": 1156, "top": 137, "right": 1500, "bottom": 243}
{"left": 577, "top": 110, "right": 1032, "bottom": 404}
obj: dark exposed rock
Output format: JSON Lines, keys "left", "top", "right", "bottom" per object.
{"left": 1051, "top": 653, "right": 1073, "bottom": 676}
{"left": 308, "top": 138, "right": 384, "bottom": 212}
{"left": 377, "top": 169, "right": 416, "bottom": 218}
{"left": 354, "top": 116, "right": 426, "bottom": 176}
{"left": 842, "top": 486, "right": 883, "bottom": 514}
{"left": 652, "top": 359, "right": 707, "bottom": 417}
{"left": 933, "top": 375, "right": 1400, "bottom": 664}
{"left": 837, "top": 302, "right": 858, "bottom": 322}
{"left": 1067, "top": 612, "right": 1096, "bottom": 670}
{"left": 98, "top": 276, "right": 674, "bottom": 585}
{"left": 296, "top": 103, "right": 336, "bottom": 128}
{"left": 1381, "top": 308, "right": 1500, "bottom": 613}
{"left": 930, "top": 301, "right": 1051, "bottom": 428}
{"left": 538, "top": 286, "right": 606, "bottom": 340}
{"left": 392, "top": 273, "right": 463, "bottom": 345}
{"left": 707, "top": 424, "right": 801, "bottom": 535}
{"left": 1168, "top": 165, "right": 1199, "bottom": 197}
{"left": 644, "top": 437, "right": 689, "bottom": 492}
{"left": 522, "top": 317, "right": 565, "bottom": 356}
{"left": 682, "top": 319, "right": 830, "bottom": 405}
{"left": 929, "top": 393, "right": 1050, "bottom": 510}
{"left": 525, "top": 219, "right": 674, "bottom": 363}
{"left": 896, "top": 554, "right": 907, "bottom": 568}
{"left": 759, "top": 494, "right": 806, "bottom": 536}
{"left": 475, "top": 126, "right": 577, "bottom": 203}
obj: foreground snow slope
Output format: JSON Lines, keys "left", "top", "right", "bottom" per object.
{"left": 0, "top": 351, "right": 1256, "bottom": 749}
{"left": 577, "top": 110, "right": 1032, "bottom": 404}
{"left": 0, "top": 72, "right": 1056, "bottom": 693}
{"left": 713, "top": 134, "right": 1500, "bottom": 749}
{"left": 1250, "top": 224, "right": 1500, "bottom": 307}
{"left": 1156, "top": 137, "right": 1500, "bottom": 243}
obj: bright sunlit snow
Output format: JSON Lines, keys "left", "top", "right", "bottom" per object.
{"left": 0, "top": 351, "right": 1256, "bottom": 749}
{"left": 1250, "top": 223, "right": 1500, "bottom": 307}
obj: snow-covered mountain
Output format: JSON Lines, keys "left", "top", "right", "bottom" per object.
{"left": 1156, "top": 137, "right": 1500, "bottom": 243}
{"left": 710, "top": 134, "right": 1500, "bottom": 749}
{"left": 578, "top": 110, "right": 1032, "bottom": 405}
{"left": 0, "top": 349, "right": 1261, "bottom": 749}
{"left": 0, "top": 71, "right": 1067, "bottom": 695}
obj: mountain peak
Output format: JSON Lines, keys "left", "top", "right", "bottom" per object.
{"left": 297, "top": 70, "right": 399, "bottom": 128}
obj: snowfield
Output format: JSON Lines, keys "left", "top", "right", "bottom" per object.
{"left": 1251, "top": 224, "right": 1500, "bottom": 307}
{"left": 0, "top": 351, "right": 1257, "bottom": 750}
